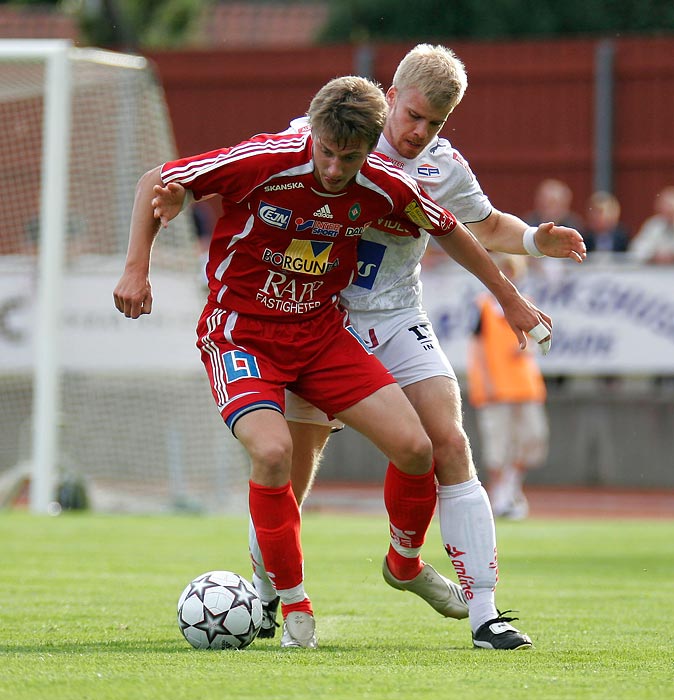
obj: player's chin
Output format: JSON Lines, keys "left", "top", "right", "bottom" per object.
{"left": 400, "top": 142, "right": 424, "bottom": 158}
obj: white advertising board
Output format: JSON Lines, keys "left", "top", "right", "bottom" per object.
{"left": 421, "top": 258, "right": 674, "bottom": 375}
{"left": 0, "top": 262, "right": 205, "bottom": 372}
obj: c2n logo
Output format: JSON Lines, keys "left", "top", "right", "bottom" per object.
{"left": 223, "top": 350, "right": 261, "bottom": 382}
{"left": 258, "top": 201, "right": 292, "bottom": 229}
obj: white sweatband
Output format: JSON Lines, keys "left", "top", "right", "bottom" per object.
{"left": 527, "top": 322, "right": 552, "bottom": 355}
{"left": 523, "top": 226, "right": 545, "bottom": 257}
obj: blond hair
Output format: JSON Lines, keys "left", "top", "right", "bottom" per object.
{"left": 392, "top": 44, "right": 468, "bottom": 112}
{"left": 308, "top": 76, "right": 387, "bottom": 152}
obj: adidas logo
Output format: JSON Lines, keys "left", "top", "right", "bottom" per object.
{"left": 313, "top": 204, "right": 333, "bottom": 219}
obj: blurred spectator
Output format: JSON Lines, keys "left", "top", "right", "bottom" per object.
{"left": 630, "top": 186, "right": 674, "bottom": 265}
{"left": 466, "top": 254, "right": 549, "bottom": 519}
{"left": 525, "top": 178, "right": 584, "bottom": 231}
{"left": 583, "top": 191, "right": 630, "bottom": 255}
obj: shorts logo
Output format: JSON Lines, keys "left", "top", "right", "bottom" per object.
{"left": 258, "top": 201, "right": 292, "bottom": 229}
{"left": 262, "top": 239, "right": 338, "bottom": 275}
{"left": 223, "top": 350, "right": 261, "bottom": 382}
{"left": 408, "top": 323, "right": 434, "bottom": 351}
{"left": 353, "top": 238, "right": 386, "bottom": 289}
{"left": 417, "top": 163, "right": 441, "bottom": 178}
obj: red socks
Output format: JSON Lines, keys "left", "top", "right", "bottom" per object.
{"left": 248, "top": 480, "right": 303, "bottom": 591}
{"left": 384, "top": 462, "right": 436, "bottom": 580}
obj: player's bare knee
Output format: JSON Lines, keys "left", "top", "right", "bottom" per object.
{"left": 248, "top": 439, "right": 293, "bottom": 485}
{"left": 433, "top": 426, "right": 472, "bottom": 473}
{"left": 394, "top": 432, "right": 433, "bottom": 474}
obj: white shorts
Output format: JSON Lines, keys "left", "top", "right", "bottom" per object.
{"left": 285, "top": 309, "right": 456, "bottom": 426}
{"left": 475, "top": 402, "right": 549, "bottom": 471}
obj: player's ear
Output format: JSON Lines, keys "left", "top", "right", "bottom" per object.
{"left": 385, "top": 87, "right": 397, "bottom": 107}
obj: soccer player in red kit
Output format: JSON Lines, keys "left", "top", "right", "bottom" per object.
{"left": 114, "top": 76, "right": 551, "bottom": 648}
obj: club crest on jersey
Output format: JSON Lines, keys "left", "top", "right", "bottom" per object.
{"left": 262, "top": 239, "right": 339, "bottom": 275}
{"left": 348, "top": 203, "right": 361, "bottom": 220}
{"left": 353, "top": 239, "right": 386, "bottom": 289}
{"left": 417, "top": 163, "right": 441, "bottom": 178}
{"left": 258, "top": 201, "right": 292, "bottom": 229}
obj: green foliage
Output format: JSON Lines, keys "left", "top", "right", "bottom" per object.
{"left": 1, "top": 511, "right": 673, "bottom": 700}
{"left": 73, "top": 0, "right": 211, "bottom": 49}
{"left": 320, "top": 0, "right": 674, "bottom": 42}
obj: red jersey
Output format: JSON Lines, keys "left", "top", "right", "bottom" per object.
{"left": 161, "top": 131, "right": 456, "bottom": 321}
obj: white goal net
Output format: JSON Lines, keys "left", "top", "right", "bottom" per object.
{"left": 0, "top": 40, "right": 249, "bottom": 513}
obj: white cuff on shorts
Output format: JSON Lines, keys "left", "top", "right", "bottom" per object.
{"left": 523, "top": 226, "right": 545, "bottom": 257}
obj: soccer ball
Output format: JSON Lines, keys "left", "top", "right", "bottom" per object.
{"left": 177, "top": 570, "right": 263, "bottom": 650}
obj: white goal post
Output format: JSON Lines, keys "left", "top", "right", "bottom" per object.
{"left": 0, "top": 40, "right": 249, "bottom": 514}
{"left": 0, "top": 40, "right": 71, "bottom": 514}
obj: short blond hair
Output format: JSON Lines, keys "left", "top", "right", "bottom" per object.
{"left": 308, "top": 76, "right": 387, "bottom": 152}
{"left": 392, "top": 44, "right": 468, "bottom": 113}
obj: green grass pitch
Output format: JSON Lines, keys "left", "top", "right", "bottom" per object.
{"left": 1, "top": 511, "right": 672, "bottom": 700}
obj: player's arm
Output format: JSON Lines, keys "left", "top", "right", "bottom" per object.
{"left": 113, "top": 166, "right": 165, "bottom": 319}
{"left": 433, "top": 223, "right": 552, "bottom": 353}
{"left": 393, "top": 171, "right": 552, "bottom": 352}
{"left": 468, "top": 209, "right": 586, "bottom": 263}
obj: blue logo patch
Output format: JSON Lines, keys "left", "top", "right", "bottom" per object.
{"left": 353, "top": 239, "right": 386, "bottom": 289}
{"left": 223, "top": 350, "right": 261, "bottom": 382}
{"left": 258, "top": 201, "right": 292, "bottom": 229}
{"left": 417, "top": 163, "right": 441, "bottom": 178}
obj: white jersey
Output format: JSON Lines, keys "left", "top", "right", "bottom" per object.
{"left": 341, "top": 134, "right": 492, "bottom": 332}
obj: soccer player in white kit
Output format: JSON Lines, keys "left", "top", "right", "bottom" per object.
{"left": 260, "top": 44, "right": 586, "bottom": 650}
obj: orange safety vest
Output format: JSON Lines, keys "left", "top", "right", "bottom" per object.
{"left": 467, "top": 293, "right": 547, "bottom": 408}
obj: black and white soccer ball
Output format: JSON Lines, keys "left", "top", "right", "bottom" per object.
{"left": 177, "top": 570, "right": 263, "bottom": 650}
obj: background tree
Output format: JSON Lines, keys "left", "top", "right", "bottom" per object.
{"left": 319, "top": 0, "right": 674, "bottom": 42}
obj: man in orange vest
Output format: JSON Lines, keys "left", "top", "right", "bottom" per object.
{"left": 467, "top": 254, "right": 549, "bottom": 519}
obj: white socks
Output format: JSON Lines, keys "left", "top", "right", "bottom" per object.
{"left": 248, "top": 515, "right": 277, "bottom": 603}
{"left": 437, "top": 477, "right": 499, "bottom": 631}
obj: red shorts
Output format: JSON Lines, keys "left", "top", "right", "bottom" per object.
{"left": 196, "top": 303, "right": 396, "bottom": 432}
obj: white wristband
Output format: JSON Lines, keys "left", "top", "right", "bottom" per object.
{"left": 523, "top": 226, "right": 545, "bottom": 257}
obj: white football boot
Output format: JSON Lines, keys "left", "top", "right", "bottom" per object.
{"left": 382, "top": 558, "right": 469, "bottom": 619}
{"left": 280, "top": 611, "right": 318, "bottom": 649}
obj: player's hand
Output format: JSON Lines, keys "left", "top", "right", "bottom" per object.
{"left": 113, "top": 269, "right": 153, "bottom": 318}
{"left": 503, "top": 295, "right": 553, "bottom": 355}
{"left": 152, "top": 182, "right": 186, "bottom": 228}
{"left": 534, "top": 221, "right": 586, "bottom": 263}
